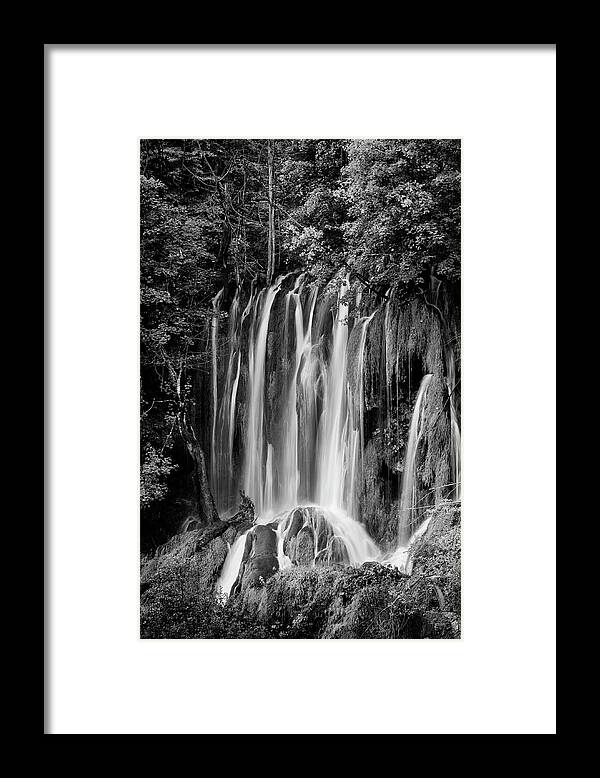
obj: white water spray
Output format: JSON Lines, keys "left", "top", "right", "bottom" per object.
{"left": 244, "top": 277, "right": 286, "bottom": 515}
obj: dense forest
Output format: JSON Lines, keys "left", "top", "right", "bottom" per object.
{"left": 140, "top": 139, "right": 461, "bottom": 639}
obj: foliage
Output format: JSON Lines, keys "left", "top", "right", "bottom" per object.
{"left": 141, "top": 558, "right": 269, "bottom": 639}
{"left": 342, "top": 139, "right": 460, "bottom": 292}
{"left": 371, "top": 420, "right": 406, "bottom": 467}
{"left": 140, "top": 444, "right": 178, "bottom": 509}
{"left": 141, "top": 527, "right": 268, "bottom": 638}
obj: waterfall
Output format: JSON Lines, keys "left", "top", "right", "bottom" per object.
{"left": 297, "top": 285, "right": 319, "bottom": 502}
{"left": 346, "top": 312, "right": 375, "bottom": 519}
{"left": 398, "top": 373, "right": 433, "bottom": 544}
{"left": 263, "top": 443, "right": 274, "bottom": 513}
{"left": 278, "top": 276, "right": 305, "bottom": 510}
{"left": 216, "top": 533, "right": 248, "bottom": 597}
{"left": 316, "top": 278, "right": 350, "bottom": 510}
{"left": 243, "top": 276, "right": 285, "bottom": 515}
{"left": 446, "top": 348, "right": 461, "bottom": 500}
{"left": 210, "top": 272, "right": 459, "bottom": 589}
{"left": 242, "top": 275, "right": 363, "bottom": 521}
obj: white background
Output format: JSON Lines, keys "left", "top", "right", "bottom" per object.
{"left": 47, "top": 45, "right": 556, "bottom": 734}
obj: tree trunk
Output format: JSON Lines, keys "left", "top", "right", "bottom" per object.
{"left": 267, "top": 140, "right": 276, "bottom": 284}
{"left": 162, "top": 353, "right": 220, "bottom": 525}
{"left": 179, "top": 410, "right": 220, "bottom": 524}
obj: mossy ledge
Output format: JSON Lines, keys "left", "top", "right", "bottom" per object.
{"left": 140, "top": 502, "right": 460, "bottom": 639}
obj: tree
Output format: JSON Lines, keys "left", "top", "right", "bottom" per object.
{"left": 140, "top": 153, "right": 222, "bottom": 526}
{"left": 267, "top": 140, "right": 276, "bottom": 283}
{"left": 342, "top": 139, "right": 461, "bottom": 294}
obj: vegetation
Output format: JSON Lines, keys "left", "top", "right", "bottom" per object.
{"left": 140, "top": 503, "right": 460, "bottom": 639}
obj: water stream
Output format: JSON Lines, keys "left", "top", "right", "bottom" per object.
{"left": 211, "top": 274, "right": 460, "bottom": 591}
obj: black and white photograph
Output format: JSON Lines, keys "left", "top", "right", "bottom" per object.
{"left": 140, "top": 139, "right": 461, "bottom": 639}
{"left": 46, "top": 44, "right": 555, "bottom": 734}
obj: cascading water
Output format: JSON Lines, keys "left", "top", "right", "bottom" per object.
{"left": 274, "top": 505, "right": 379, "bottom": 567}
{"left": 278, "top": 275, "right": 305, "bottom": 510}
{"left": 398, "top": 373, "right": 433, "bottom": 545}
{"left": 446, "top": 348, "right": 461, "bottom": 500}
{"left": 212, "top": 285, "right": 257, "bottom": 512}
{"left": 316, "top": 278, "right": 351, "bottom": 510}
{"left": 345, "top": 312, "right": 375, "bottom": 520}
{"left": 296, "top": 285, "right": 319, "bottom": 501}
{"left": 243, "top": 277, "right": 285, "bottom": 515}
{"left": 216, "top": 533, "right": 248, "bottom": 597}
{"left": 210, "top": 273, "right": 460, "bottom": 594}
{"left": 217, "top": 504, "right": 380, "bottom": 597}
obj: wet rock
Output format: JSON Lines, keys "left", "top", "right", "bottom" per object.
{"left": 314, "top": 548, "right": 329, "bottom": 566}
{"left": 240, "top": 524, "right": 279, "bottom": 591}
{"left": 315, "top": 521, "right": 333, "bottom": 556}
{"left": 222, "top": 525, "right": 239, "bottom": 545}
{"left": 283, "top": 509, "right": 305, "bottom": 556}
{"left": 242, "top": 530, "right": 254, "bottom": 561}
{"left": 288, "top": 509, "right": 305, "bottom": 538}
{"left": 254, "top": 524, "right": 278, "bottom": 556}
{"left": 294, "top": 525, "right": 315, "bottom": 566}
{"left": 328, "top": 536, "right": 350, "bottom": 565}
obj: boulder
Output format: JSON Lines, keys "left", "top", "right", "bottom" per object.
{"left": 283, "top": 508, "right": 305, "bottom": 556}
{"left": 294, "top": 525, "right": 315, "bottom": 566}
{"left": 239, "top": 524, "right": 279, "bottom": 591}
{"left": 328, "top": 536, "right": 350, "bottom": 565}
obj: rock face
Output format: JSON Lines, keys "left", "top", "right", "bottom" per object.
{"left": 232, "top": 524, "right": 279, "bottom": 595}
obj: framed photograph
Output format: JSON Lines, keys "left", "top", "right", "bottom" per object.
{"left": 46, "top": 44, "right": 556, "bottom": 734}
{"left": 139, "top": 137, "right": 462, "bottom": 641}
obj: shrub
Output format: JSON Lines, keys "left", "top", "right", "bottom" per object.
{"left": 141, "top": 558, "right": 270, "bottom": 638}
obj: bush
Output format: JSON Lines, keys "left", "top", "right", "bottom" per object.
{"left": 141, "top": 558, "right": 270, "bottom": 638}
